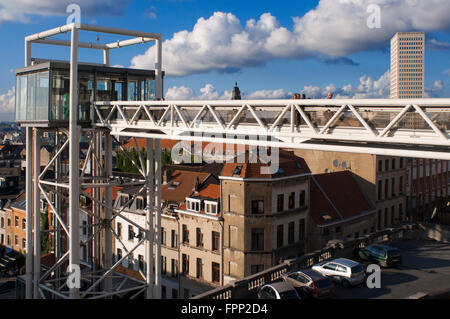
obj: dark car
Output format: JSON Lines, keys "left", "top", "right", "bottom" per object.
{"left": 356, "top": 244, "right": 402, "bottom": 267}
{"left": 257, "top": 281, "right": 301, "bottom": 299}
{"left": 282, "top": 269, "right": 334, "bottom": 299}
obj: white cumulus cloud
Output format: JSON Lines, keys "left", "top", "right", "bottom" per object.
{"left": 164, "top": 70, "right": 445, "bottom": 100}
{"left": 0, "top": 86, "right": 15, "bottom": 114}
{"left": 131, "top": 0, "right": 450, "bottom": 76}
{"left": 425, "top": 80, "right": 445, "bottom": 98}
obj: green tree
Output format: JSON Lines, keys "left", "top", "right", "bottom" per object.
{"left": 116, "top": 148, "right": 172, "bottom": 173}
{"left": 40, "top": 212, "right": 50, "bottom": 254}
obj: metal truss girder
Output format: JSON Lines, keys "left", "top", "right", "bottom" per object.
{"left": 94, "top": 99, "right": 450, "bottom": 159}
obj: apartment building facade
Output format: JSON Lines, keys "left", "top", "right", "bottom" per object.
{"left": 0, "top": 193, "right": 27, "bottom": 254}
{"left": 407, "top": 158, "right": 450, "bottom": 221}
{"left": 113, "top": 167, "right": 222, "bottom": 298}
{"left": 221, "top": 150, "right": 311, "bottom": 283}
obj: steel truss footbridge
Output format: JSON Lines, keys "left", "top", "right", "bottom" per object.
{"left": 19, "top": 23, "right": 450, "bottom": 299}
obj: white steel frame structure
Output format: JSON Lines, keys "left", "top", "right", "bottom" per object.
{"left": 21, "top": 23, "right": 450, "bottom": 300}
{"left": 23, "top": 23, "right": 163, "bottom": 299}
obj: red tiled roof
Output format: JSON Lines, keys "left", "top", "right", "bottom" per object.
{"left": 221, "top": 149, "right": 310, "bottom": 179}
{"left": 162, "top": 170, "right": 211, "bottom": 203}
{"left": 123, "top": 138, "right": 179, "bottom": 151}
{"left": 310, "top": 171, "right": 374, "bottom": 226}
{"left": 192, "top": 183, "right": 220, "bottom": 200}
{"left": 83, "top": 186, "right": 122, "bottom": 201}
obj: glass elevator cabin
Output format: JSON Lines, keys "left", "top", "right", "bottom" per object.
{"left": 15, "top": 60, "right": 161, "bottom": 126}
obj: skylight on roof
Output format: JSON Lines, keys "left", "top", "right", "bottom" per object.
{"left": 168, "top": 182, "right": 180, "bottom": 190}
{"left": 232, "top": 166, "right": 242, "bottom": 176}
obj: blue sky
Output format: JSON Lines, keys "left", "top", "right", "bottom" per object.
{"left": 0, "top": 0, "right": 449, "bottom": 120}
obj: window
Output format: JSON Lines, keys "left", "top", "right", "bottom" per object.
{"left": 136, "top": 198, "right": 144, "bottom": 210}
{"left": 162, "top": 286, "right": 166, "bottom": 299}
{"left": 391, "top": 178, "right": 396, "bottom": 197}
{"left": 117, "top": 248, "right": 122, "bottom": 262}
{"left": 14, "top": 235, "right": 18, "bottom": 246}
{"left": 205, "top": 202, "right": 218, "bottom": 215}
{"left": 117, "top": 222, "right": 122, "bottom": 239}
{"left": 7, "top": 218, "right": 10, "bottom": 227}
{"left": 0, "top": 234, "right": 3, "bottom": 245}
{"left": 7, "top": 235, "right": 10, "bottom": 246}
{"left": 15, "top": 216, "right": 19, "bottom": 227}
{"left": 385, "top": 159, "right": 389, "bottom": 171}
{"left": 22, "top": 219, "right": 26, "bottom": 230}
{"left": 128, "top": 225, "right": 134, "bottom": 241}
{"left": 299, "top": 190, "right": 306, "bottom": 208}
{"left": 378, "top": 180, "right": 382, "bottom": 200}
{"left": 378, "top": 160, "right": 382, "bottom": 172}
{"left": 0, "top": 217, "right": 3, "bottom": 228}
{"left": 138, "top": 255, "right": 144, "bottom": 272}
{"left": 251, "top": 229, "right": 264, "bottom": 251}
{"left": 171, "top": 259, "right": 179, "bottom": 278}
{"left": 399, "top": 204, "right": 403, "bottom": 220}
{"left": 212, "top": 231, "right": 220, "bottom": 252}
{"left": 128, "top": 253, "right": 134, "bottom": 269}
{"left": 187, "top": 199, "right": 200, "bottom": 212}
{"left": 288, "top": 192, "right": 295, "bottom": 209}
{"left": 161, "top": 256, "right": 167, "bottom": 275}
{"left": 182, "top": 254, "right": 189, "bottom": 275}
{"left": 212, "top": 262, "right": 220, "bottom": 283}
{"left": 251, "top": 265, "right": 264, "bottom": 275}
{"left": 171, "top": 229, "right": 178, "bottom": 248}
{"left": 251, "top": 200, "right": 264, "bottom": 214}
{"left": 182, "top": 225, "right": 189, "bottom": 244}
{"left": 288, "top": 222, "right": 295, "bottom": 244}
{"left": 385, "top": 179, "right": 389, "bottom": 199}
{"left": 196, "top": 258, "right": 203, "bottom": 279}
{"left": 399, "top": 176, "right": 403, "bottom": 195}
{"left": 299, "top": 219, "right": 305, "bottom": 240}
{"left": 120, "top": 195, "right": 128, "bottom": 208}
{"left": 172, "top": 289, "right": 178, "bottom": 299}
{"left": 400, "top": 158, "right": 404, "bottom": 169}
{"left": 161, "top": 227, "right": 166, "bottom": 245}
{"left": 196, "top": 228, "right": 204, "bottom": 248}
{"left": 392, "top": 159, "right": 396, "bottom": 170}
{"left": 277, "top": 194, "right": 284, "bottom": 212}
{"left": 277, "top": 225, "right": 284, "bottom": 248}
{"left": 384, "top": 209, "right": 388, "bottom": 228}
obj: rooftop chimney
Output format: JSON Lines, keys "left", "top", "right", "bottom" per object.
{"left": 194, "top": 176, "right": 200, "bottom": 193}
{"left": 163, "top": 169, "right": 172, "bottom": 184}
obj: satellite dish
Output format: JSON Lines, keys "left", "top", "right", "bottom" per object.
{"left": 333, "top": 160, "right": 339, "bottom": 168}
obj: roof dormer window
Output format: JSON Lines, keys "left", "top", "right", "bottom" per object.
{"left": 205, "top": 201, "right": 218, "bottom": 216}
{"left": 186, "top": 198, "right": 201, "bottom": 212}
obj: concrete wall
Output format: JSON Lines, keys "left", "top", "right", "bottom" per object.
{"left": 418, "top": 223, "right": 450, "bottom": 243}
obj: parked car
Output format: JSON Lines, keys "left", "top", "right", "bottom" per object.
{"left": 257, "top": 281, "right": 301, "bottom": 299}
{"left": 312, "top": 258, "right": 365, "bottom": 288}
{"left": 356, "top": 244, "right": 402, "bottom": 267}
{"left": 282, "top": 269, "right": 334, "bottom": 299}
